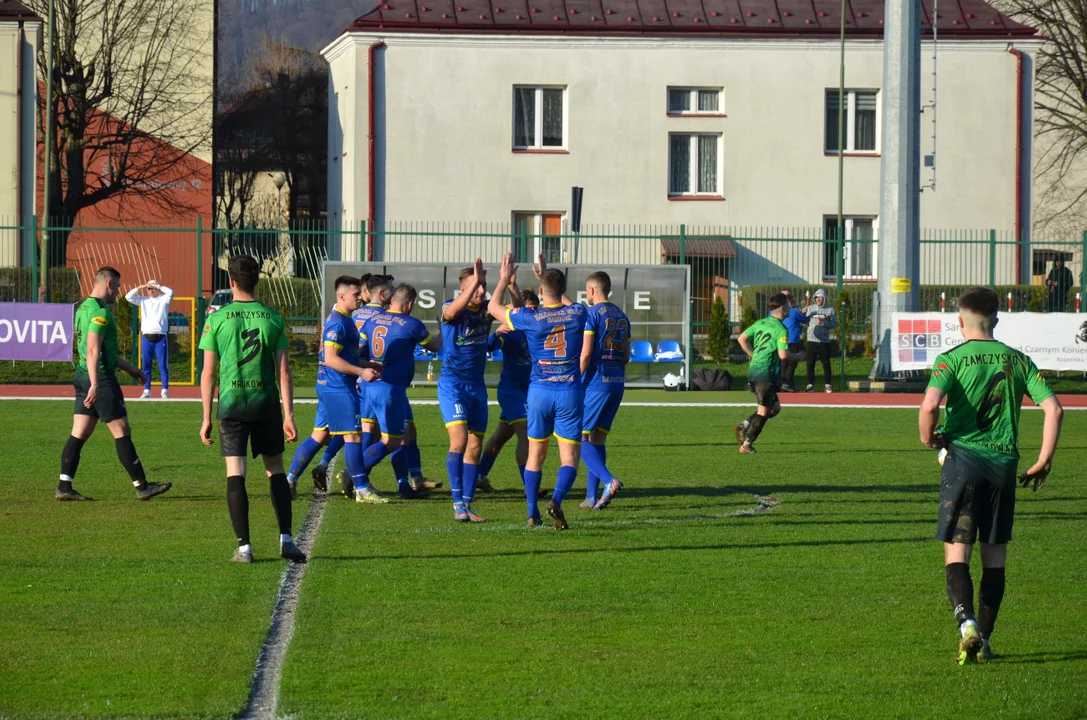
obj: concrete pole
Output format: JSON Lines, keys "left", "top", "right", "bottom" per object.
{"left": 870, "top": 0, "right": 922, "bottom": 380}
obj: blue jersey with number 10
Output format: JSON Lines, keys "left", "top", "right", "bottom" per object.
{"left": 506, "top": 303, "right": 587, "bottom": 390}
{"left": 361, "top": 311, "right": 431, "bottom": 388}
{"left": 583, "top": 301, "right": 630, "bottom": 393}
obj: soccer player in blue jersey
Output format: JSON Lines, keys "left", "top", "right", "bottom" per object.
{"left": 488, "top": 252, "right": 586, "bottom": 529}
{"left": 579, "top": 271, "right": 629, "bottom": 510}
{"left": 354, "top": 284, "right": 442, "bottom": 499}
{"left": 439, "top": 258, "right": 494, "bottom": 522}
{"left": 477, "top": 288, "right": 538, "bottom": 492}
{"left": 285, "top": 277, "right": 382, "bottom": 500}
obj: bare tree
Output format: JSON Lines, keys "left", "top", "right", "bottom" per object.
{"left": 997, "top": 0, "right": 1087, "bottom": 234}
{"left": 30, "top": 0, "right": 212, "bottom": 237}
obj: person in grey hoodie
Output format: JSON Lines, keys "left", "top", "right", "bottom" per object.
{"left": 802, "top": 288, "right": 837, "bottom": 393}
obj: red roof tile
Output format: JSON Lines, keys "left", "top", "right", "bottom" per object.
{"left": 344, "top": 0, "right": 1035, "bottom": 37}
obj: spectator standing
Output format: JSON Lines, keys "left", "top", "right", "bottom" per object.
{"left": 774, "top": 289, "right": 808, "bottom": 392}
{"left": 125, "top": 280, "right": 174, "bottom": 399}
{"left": 1045, "top": 258, "right": 1074, "bottom": 312}
{"left": 802, "top": 288, "right": 837, "bottom": 393}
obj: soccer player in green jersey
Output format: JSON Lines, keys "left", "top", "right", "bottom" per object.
{"left": 199, "top": 255, "right": 305, "bottom": 564}
{"left": 57, "top": 266, "right": 172, "bottom": 502}
{"left": 733, "top": 293, "right": 805, "bottom": 454}
{"left": 919, "top": 287, "right": 1063, "bottom": 664}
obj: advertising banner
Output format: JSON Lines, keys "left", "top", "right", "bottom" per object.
{"left": 892, "top": 312, "right": 1087, "bottom": 372}
{"left": 0, "top": 303, "right": 74, "bottom": 362}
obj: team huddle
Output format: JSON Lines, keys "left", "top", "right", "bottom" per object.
{"left": 56, "top": 259, "right": 1064, "bottom": 664}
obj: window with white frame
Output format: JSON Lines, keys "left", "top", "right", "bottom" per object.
{"left": 513, "top": 87, "right": 565, "bottom": 149}
{"left": 825, "top": 90, "right": 879, "bottom": 153}
{"left": 823, "top": 216, "right": 877, "bottom": 279}
{"left": 669, "top": 134, "right": 720, "bottom": 196}
{"left": 667, "top": 87, "right": 722, "bottom": 115}
{"left": 512, "top": 212, "right": 563, "bottom": 263}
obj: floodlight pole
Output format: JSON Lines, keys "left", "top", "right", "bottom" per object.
{"left": 870, "top": 0, "right": 922, "bottom": 380}
{"left": 40, "top": 0, "right": 55, "bottom": 301}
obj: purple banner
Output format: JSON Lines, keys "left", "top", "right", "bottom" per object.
{"left": 0, "top": 303, "right": 74, "bottom": 362}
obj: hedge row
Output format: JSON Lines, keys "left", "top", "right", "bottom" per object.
{"left": 0, "top": 267, "right": 82, "bottom": 303}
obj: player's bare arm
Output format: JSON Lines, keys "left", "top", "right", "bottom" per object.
{"left": 580, "top": 331, "right": 593, "bottom": 374}
{"left": 84, "top": 331, "right": 102, "bottom": 407}
{"left": 421, "top": 333, "right": 442, "bottom": 353}
{"left": 323, "top": 343, "right": 382, "bottom": 379}
{"left": 918, "top": 386, "right": 944, "bottom": 448}
{"left": 200, "top": 349, "right": 218, "bottom": 445}
{"left": 276, "top": 348, "right": 298, "bottom": 443}
{"left": 1019, "top": 395, "right": 1063, "bottom": 491}
{"left": 444, "top": 257, "right": 486, "bottom": 321}
{"left": 486, "top": 252, "right": 517, "bottom": 321}
{"left": 507, "top": 277, "right": 523, "bottom": 308}
{"left": 116, "top": 357, "right": 147, "bottom": 386}
{"left": 738, "top": 333, "right": 754, "bottom": 359}
{"left": 782, "top": 348, "right": 805, "bottom": 363}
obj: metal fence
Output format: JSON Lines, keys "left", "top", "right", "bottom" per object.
{"left": 2, "top": 217, "right": 1086, "bottom": 365}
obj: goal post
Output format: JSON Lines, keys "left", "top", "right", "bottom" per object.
{"left": 136, "top": 296, "right": 197, "bottom": 386}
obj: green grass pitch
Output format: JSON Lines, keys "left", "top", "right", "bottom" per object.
{"left": 1, "top": 400, "right": 1084, "bottom": 719}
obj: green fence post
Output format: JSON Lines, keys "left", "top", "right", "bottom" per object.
{"left": 361, "top": 220, "right": 368, "bottom": 262}
{"left": 835, "top": 225, "right": 844, "bottom": 297}
{"left": 1081, "top": 230, "right": 1087, "bottom": 307}
{"left": 840, "top": 296, "right": 848, "bottom": 392}
{"left": 520, "top": 226, "right": 528, "bottom": 263}
{"left": 196, "top": 217, "right": 205, "bottom": 376}
{"left": 130, "top": 303, "right": 139, "bottom": 371}
{"left": 29, "top": 215, "right": 38, "bottom": 302}
{"left": 679, "top": 225, "right": 690, "bottom": 383}
{"left": 989, "top": 229, "right": 997, "bottom": 290}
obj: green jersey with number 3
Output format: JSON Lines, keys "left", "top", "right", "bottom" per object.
{"left": 741, "top": 316, "right": 789, "bottom": 383}
{"left": 199, "top": 301, "right": 288, "bottom": 421}
{"left": 928, "top": 339, "right": 1054, "bottom": 464}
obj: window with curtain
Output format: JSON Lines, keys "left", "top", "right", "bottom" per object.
{"left": 824, "top": 89, "right": 879, "bottom": 153}
{"left": 823, "top": 216, "right": 877, "bottom": 279}
{"left": 669, "top": 134, "right": 720, "bottom": 196}
{"left": 667, "top": 87, "right": 723, "bottom": 115}
{"left": 513, "top": 87, "right": 565, "bottom": 149}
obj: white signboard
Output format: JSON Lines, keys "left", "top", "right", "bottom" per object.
{"left": 892, "top": 312, "right": 1087, "bottom": 372}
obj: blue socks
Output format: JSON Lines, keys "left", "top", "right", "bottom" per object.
{"left": 552, "top": 465, "right": 577, "bottom": 505}
{"left": 363, "top": 441, "right": 390, "bottom": 472}
{"left": 288, "top": 437, "right": 323, "bottom": 481}
{"left": 320, "top": 435, "right": 345, "bottom": 466}
{"left": 462, "top": 463, "right": 480, "bottom": 506}
{"left": 478, "top": 452, "right": 497, "bottom": 479}
{"left": 391, "top": 447, "right": 410, "bottom": 492}
{"left": 344, "top": 440, "right": 367, "bottom": 491}
{"left": 361, "top": 430, "right": 374, "bottom": 451}
{"left": 406, "top": 442, "right": 422, "bottom": 477}
{"left": 447, "top": 452, "right": 464, "bottom": 506}
{"left": 581, "top": 443, "right": 611, "bottom": 499}
{"left": 524, "top": 469, "right": 543, "bottom": 518}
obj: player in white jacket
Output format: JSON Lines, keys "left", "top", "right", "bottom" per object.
{"left": 125, "top": 280, "right": 174, "bottom": 398}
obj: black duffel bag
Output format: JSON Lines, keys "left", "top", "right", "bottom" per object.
{"left": 691, "top": 368, "right": 732, "bottom": 391}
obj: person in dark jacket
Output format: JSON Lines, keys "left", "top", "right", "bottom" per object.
{"left": 1046, "top": 259, "right": 1074, "bottom": 312}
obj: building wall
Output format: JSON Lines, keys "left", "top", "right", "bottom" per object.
{"left": 0, "top": 19, "right": 40, "bottom": 266}
{"left": 324, "top": 33, "right": 1044, "bottom": 294}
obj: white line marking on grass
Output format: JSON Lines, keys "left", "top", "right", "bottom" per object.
{"left": 240, "top": 489, "right": 329, "bottom": 720}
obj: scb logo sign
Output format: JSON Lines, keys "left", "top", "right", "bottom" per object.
{"left": 897, "top": 333, "right": 942, "bottom": 349}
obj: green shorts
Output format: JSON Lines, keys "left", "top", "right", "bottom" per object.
{"left": 937, "top": 445, "right": 1017, "bottom": 545}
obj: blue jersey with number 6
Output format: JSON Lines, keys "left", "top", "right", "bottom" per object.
{"left": 361, "top": 311, "right": 431, "bottom": 388}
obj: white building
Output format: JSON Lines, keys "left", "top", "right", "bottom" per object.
{"left": 322, "top": 0, "right": 1048, "bottom": 316}
{"left": 0, "top": 0, "right": 40, "bottom": 271}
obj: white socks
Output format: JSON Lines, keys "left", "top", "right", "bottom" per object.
{"left": 280, "top": 534, "right": 292, "bottom": 545}
{"left": 238, "top": 544, "right": 252, "bottom": 554}
{"left": 960, "top": 619, "right": 978, "bottom": 637}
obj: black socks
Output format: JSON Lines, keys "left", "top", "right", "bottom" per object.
{"left": 747, "top": 415, "right": 768, "bottom": 444}
{"left": 269, "top": 473, "right": 292, "bottom": 536}
{"left": 946, "top": 562, "right": 975, "bottom": 626}
{"left": 115, "top": 436, "right": 147, "bottom": 488}
{"left": 59, "top": 435, "right": 87, "bottom": 490}
{"left": 978, "top": 566, "right": 1006, "bottom": 638}
{"left": 227, "top": 475, "right": 250, "bottom": 547}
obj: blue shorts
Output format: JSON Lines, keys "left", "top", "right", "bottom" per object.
{"left": 526, "top": 386, "right": 583, "bottom": 444}
{"left": 367, "top": 381, "right": 410, "bottom": 438}
{"left": 497, "top": 385, "right": 528, "bottom": 425}
{"left": 438, "top": 379, "right": 489, "bottom": 435}
{"left": 315, "top": 385, "right": 361, "bottom": 435}
{"left": 583, "top": 389, "right": 624, "bottom": 434}
{"left": 358, "top": 381, "right": 376, "bottom": 424}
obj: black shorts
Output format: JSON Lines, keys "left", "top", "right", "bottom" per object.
{"left": 746, "top": 382, "right": 780, "bottom": 408}
{"left": 219, "top": 412, "right": 285, "bottom": 459}
{"left": 937, "top": 446, "right": 1017, "bottom": 545}
{"left": 74, "top": 371, "right": 127, "bottom": 423}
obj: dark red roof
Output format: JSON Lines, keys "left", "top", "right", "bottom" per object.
{"left": 0, "top": 0, "right": 41, "bottom": 21}
{"left": 345, "top": 0, "right": 1035, "bottom": 37}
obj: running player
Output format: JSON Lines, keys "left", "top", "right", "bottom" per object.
{"left": 438, "top": 258, "right": 493, "bottom": 522}
{"left": 355, "top": 284, "right": 442, "bottom": 499}
{"left": 733, "top": 293, "right": 804, "bottom": 454}
{"left": 488, "top": 252, "right": 586, "bottom": 529}
{"left": 198, "top": 255, "right": 304, "bottom": 563}
{"left": 579, "top": 271, "right": 629, "bottom": 510}
{"left": 57, "top": 266, "right": 172, "bottom": 502}
{"left": 477, "top": 288, "right": 538, "bottom": 492}
{"left": 919, "top": 286, "right": 1063, "bottom": 664}
{"left": 286, "top": 276, "right": 383, "bottom": 503}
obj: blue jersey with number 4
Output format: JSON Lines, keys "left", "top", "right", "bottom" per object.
{"left": 583, "top": 301, "right": 630, "bottom": 393}
{"left": 361, "top": 311, "right": 431, "bottom": 388}
{"left": 318, "top": 308, "right": 361, "bottom": 391}
{"left": 506, "top": 303, "right": 587, "bottom": 390}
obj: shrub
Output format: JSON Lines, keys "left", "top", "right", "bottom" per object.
{"left": 706, "top": 295, "right": 729, "bottom": 361}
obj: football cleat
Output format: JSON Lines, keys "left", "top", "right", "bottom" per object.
{"left": 396, "top": 486, "right": 431, "bottom": 500}
{"left": 957, "top": 624, "right": 983, "bottom": 665}
{"left": 977, "top": 640, "right": 995, "bottom": 663}
{"left": 780, "top": 385, "right": 794, "bottom": 393}
{"left": 825, "top": 384, "right": 833, "bottom": 393}
{"left": 465, "top": 505, "right": 486, "bottom": 523}
{"left": 337, "top": 470, "right": 355, "bottom": 499}
{"left": 733, "top": 423, "right": 747, "bottom": 447}
{"left": 231, "top": 548, "right": 253, "bottom": 564}
{"left": 546, "top": 499, "right": 568, "bottom": 530}
{"left": 578, "top": 499, "right": 596, "bottom": 509}
{"left": 805, "top": 385, "right": 815, "bottom": 393}
{"left": 355, "top": 486, "right": 389, "bottom": 504}
{"left": 136, "top": 482, "right": 172, "bottom": 501}
{"left": 593, "top": 479, "right": 623, "bottom": 510}
{"left": 280, "top": 541, "right": 307, "bottom": 563}
{"left": 739, "top": 443, "right": 758, "bottom": 455}
{"left": 311, "top": 463, "right": 329, "bottom": 492}
{"left": 527, "top": 514, "right": 542, "bottom": 527}
{"left": 476, "top": 476, "right": 496, "bottom": 494}
{"left": 453, "top": 503, "right": 470, "bottom": 522}
{"left": 55, "top": 488, "right": 93, "bottom": 501}
{"left": 412, "top": 475, "right": 442, "bottom": 491}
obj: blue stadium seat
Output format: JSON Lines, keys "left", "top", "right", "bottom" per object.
{"left": 655, "top": 340, "right": 683, "bottom": 362}
{"left": 630, "top": 340, "right": 655, "bottom": 363}
{"left": 490, "top": 349, "right": 503, "bottom": 362}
